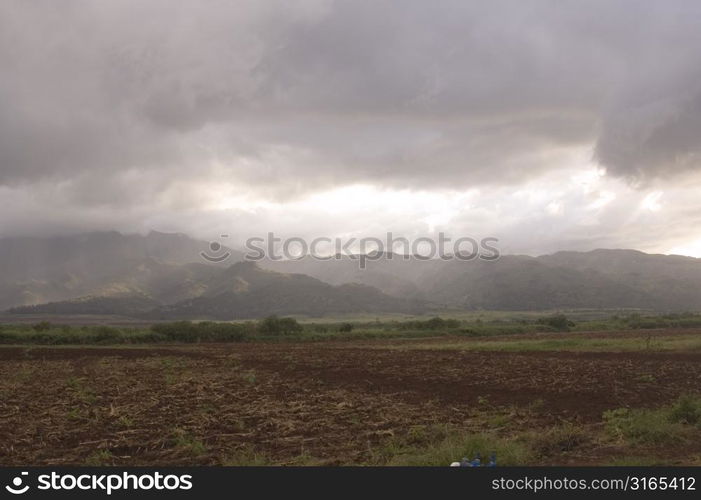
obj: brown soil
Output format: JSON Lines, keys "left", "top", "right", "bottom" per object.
{"left": 1, "top": 338, "right": 700, "bottom": 465}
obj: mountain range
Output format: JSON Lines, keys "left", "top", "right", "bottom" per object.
{"left": 2, "top": 231, "right": 700, "bottom": 319}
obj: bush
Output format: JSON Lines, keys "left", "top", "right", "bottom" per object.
{"left": 380, "top": 427, "right": 531, "bottom": 466}
{"left": 602, "top": 397, "right": 701, "bottom": 445}
{"left": 425, "top": 317, "right": 446, "bottom": 330}
{"left": 603, "top": 408, "right": 682, "bottom": 444}
{"left": 338, "top": 322, "right": 353, "bottom": 333}
{"left": 32, "top": 321, "right": 53, "bottom": 332}
{"left": 151, "top": 321, "right": 200, "bottom": 342}
{"left": 397, "top": 317, "right": 461, "bottom": 331}
{"left": 668, "top": 395, "right": 701, "bottom": 426}
{"left": 183, "top": 321, "right": 243, "bottom": 342}
{"left": 529, "top": 423, "right": 587, "bottom": 456}
{"left": 258, "top": 315, "right": 303, "bottom": 336}
{"left": 537, "top": 314, "right": 573, "bottom": 332}
{"left": 151, "top": 321, "right": 249, "bottom": 342}
{"left": 93, "top": 326, "right": 122, "bottom": 344}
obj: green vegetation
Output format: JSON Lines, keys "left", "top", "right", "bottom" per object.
{"left": 222, "top": 445, "right": 272, "bottom": 466}
{"left": 257, "top": 315, "right": 303, "bottom": 335}
{"left": 397, "top": 316, "right": 461, "bottom": 331}
{"left": 1, "top": 310, "right": 701, "bottom": 345}
{"left": 377, "top": 429, "right": 530, "bottom": 466}
{"left": 32, "top": 320, "right": 53, "bottom": 332}
{"left": 151, "top": 321, "right": 251, "bottom": 342}
{"left": 367, "top": 421, "right": 591, "bottom": 466}
{"left": 669, "top": 394, "right": 701, "bottom": 425}
{"left": 0, "top": 324, "right": 165, "bottom": 345}
{"left": 536, "top": 314, "right": 574, "bottom": 331}
{"left": 374, "top": 397, "right": 701, "bottom": 466}
{"left": 606, "top": 456, "right": 668, "bottom": 466}
{"left": 172, "top": 428, "right": 207, "bottom": 455}
{"left": 0, "top": 317, "right": 290, "bottom": 344}
{"left": 603, "top": 395, "right": 701, "bottom": 445}
{"left": 395, "top": 335, "right": 701, "bottom": 353}
{"left": 526, "top": 423, "right": 588, "bottom": 456}
{"left": 85, "top": 449, "right": 114, "bottom": 466}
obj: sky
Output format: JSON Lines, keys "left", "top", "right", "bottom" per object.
{"left": 1, "top": 0, "right": 701, "bottom": 256}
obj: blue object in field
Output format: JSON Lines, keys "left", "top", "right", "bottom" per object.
{"left": 453, "top": 452, "right": 496, "bottom": 467}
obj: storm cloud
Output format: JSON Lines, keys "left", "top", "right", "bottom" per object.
{"left": 1, "top": 0, "right": 700, "bottom": 254}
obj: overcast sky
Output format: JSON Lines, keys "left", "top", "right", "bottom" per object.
{"left": 1, "top": 0, "right": 701, "bottom": 256}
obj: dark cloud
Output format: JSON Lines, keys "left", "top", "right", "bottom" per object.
{"left": 0, "top": 0, "right": 700, "bottom": 251}
{"left": 596, "top": 86, "right": 701, "bottom": 182}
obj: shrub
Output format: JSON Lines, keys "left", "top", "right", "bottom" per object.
{"left": 668, "top": 395, "right": 701, "bottom": 426}
{"left": 603, "top": 404, "right": 692, "bottom": 445}
{"left": 338, "top": 322, "right": 353, "bottom": 333}
{"left": 258, "top": 315, "right": 302, "bottom": 335}
{"left": 397, "top": 317, "right": 461, "bottom": 331}
{"left": 425, "top": 317, "right": 446, "bottom": 330}
{"left": 380, "top": 428, "right": 531, "bottom": 466}
{"left": 529, "top": 423, "right": 587, "bottom": 456}
{"left": 151, "top": 321, "right": 200, "bottom": 342}
{"left": 203, "top": 322, "right": 249, "bottom": 341}
{"left": 93, "top": 326, "right": 122, "bottom": 343}
{"left": 32, "top": 321, "right": 53, "bottom": 332}
{"left": 537, "top": 314, "right": 573, "bottom": 332}
{"left": 151, "top": 321, "right": 249, "bottom": 342}
{"left": 603, "top": 395, "right": 701, "bottom": 447}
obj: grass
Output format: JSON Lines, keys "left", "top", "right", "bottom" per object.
{"left": 368, "top": 422, "right": 591, "bottom": 466}
{"left": 117, "top": 415, "right": 134, "bottom": 428}
{"left": 2, "top": 315, "right": 701, "bottom": 357}
{"left": 606, "top": 456, "right": 668, "bottom": 466}
{"left": 526, "top": 423, "right": 589, "bottom": 456}
{"left": 241, "top": 370, "right": 257, "bottom": 385}
{"left": 222, "top": 447, "right": 323, "bottom": 466}
{"left": 2, "top": 311, "right": 701, "bottom": 346}
{"left": 372, "top": 427, "right": 531, "bottom": 466}
{"left": 603, "top": 395, "right": 701, "bottom": 445}
{"left": 66, "top": 408, "right": 83, "bottom": 421}
{"left": 222, "top": 445, "right": 271, "bottom": 466}
{"left": 387, "top": 335, "right": 701, "bottom": 353}
{"left": 172, "top": 428, "right": 207, "bottom": 456}
{"left": 65, "top": 376, "right": 97, "bottom": 404}
{"left": 85, "top": 449, "right": 114, "bottom": 466}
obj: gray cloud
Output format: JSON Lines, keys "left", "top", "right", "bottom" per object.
{"left": 1, "top": 0, "right": 700, "bottom": 253}
{"left": 596, "top": 84, "right": 701, "bottom": 182}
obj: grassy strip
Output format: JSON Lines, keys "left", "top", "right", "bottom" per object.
{"left": 388, "top": 335, "right": 701, "bottom": 353}
{"left": 1, "top": 311, "right": 701, "bottom": 345}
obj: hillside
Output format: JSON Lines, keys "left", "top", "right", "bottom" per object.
{"left": 2, "top": 232, "right": 701, "bottom": 315}
{"left": 261, "top": 250, "right": 701, "bottom": 311}
{"left": 9, "top": 262, "right": 424, "bottom": 319}
{"left": 145, "top": 262, "right": 424, "bottom": 319}
{"left": 0, "top": 231, "right": 235, "bottom": 310}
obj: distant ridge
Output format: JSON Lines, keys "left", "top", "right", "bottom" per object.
{"left": 1, "top": 232, "right": 700, "bottom": 316}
